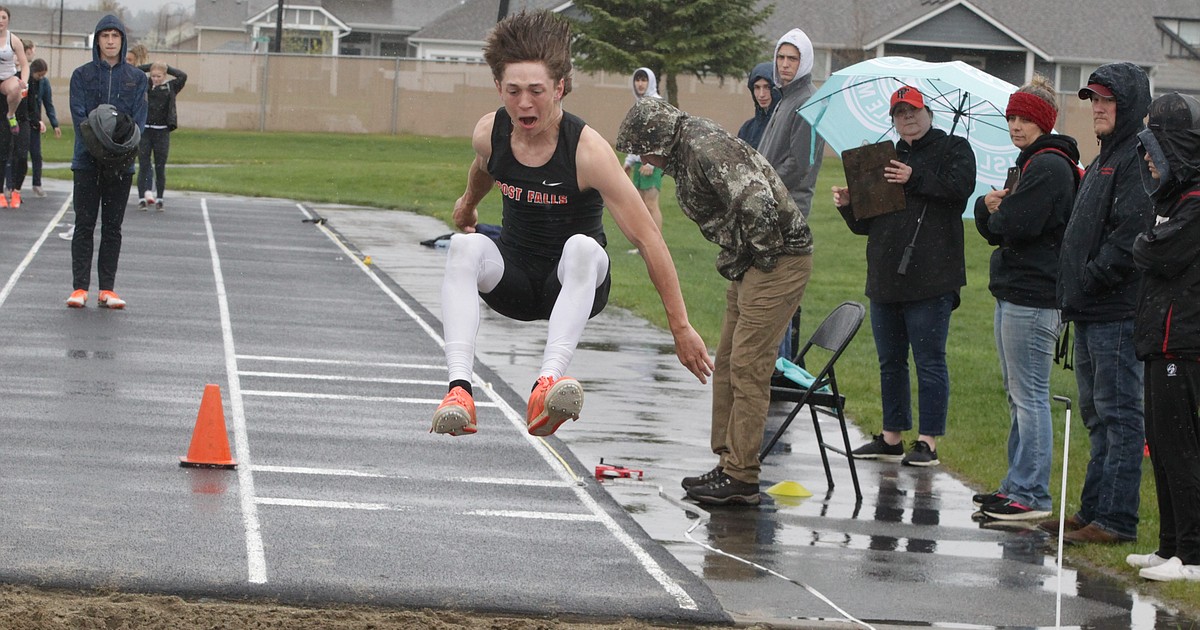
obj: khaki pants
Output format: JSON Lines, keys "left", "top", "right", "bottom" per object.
{"left": 711, "top": 254, "right": 812, "bottom": 483}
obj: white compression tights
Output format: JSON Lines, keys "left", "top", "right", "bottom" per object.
{"left": 441, "top": 233, "right": 610, "bottom": 384}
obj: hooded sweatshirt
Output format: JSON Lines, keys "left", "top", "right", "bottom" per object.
{"left": 69, "top": 15, "right": 148, "bottom": 171}
{"left": 1057, "top": 62, "right": 1154, "bottom": 322}
{"left": 974, "top": 133, "right": 1081, "bottom": 308}
{"left": 616, "top": 98, "right": 813, "bottom": 281}
{"left": 1133, "top": 93, "right": 1200, "bottom": 360}
{"left": 623, "top": 67, "right": 661, "bottom": 170}
{"left": 755, "top": 28, "right": 824, "bottom": 217}
{"left": 737, "top": 61, "right": 779, "bottom": 150}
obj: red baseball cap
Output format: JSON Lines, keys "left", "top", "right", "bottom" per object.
{"left": 1078, "top": 82, "right": 1114, "bottom": 99}
{"left": 890, "top": 86, "right": 925, "bottom": 115}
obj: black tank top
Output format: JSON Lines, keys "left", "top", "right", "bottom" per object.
{"left": 487, "top": 108, "right": 607, "bottom": 260}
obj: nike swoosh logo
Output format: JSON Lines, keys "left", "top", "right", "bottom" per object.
{"left": 542, "top": 180, "right": 564, "bottom": 187}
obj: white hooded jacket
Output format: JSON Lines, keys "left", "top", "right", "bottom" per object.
{"left": 625, "top": 67, "right": 662, "bottom": 169}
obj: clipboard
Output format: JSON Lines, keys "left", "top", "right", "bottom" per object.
{"left": 842, "top": 141, "right": 906, "bottom": 220}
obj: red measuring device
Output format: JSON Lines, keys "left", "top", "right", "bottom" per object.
{"left": 594, "top": 458, "right": 644, "bottom": 481}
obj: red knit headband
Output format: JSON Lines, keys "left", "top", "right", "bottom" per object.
{"left": 1006, "top": 91, "right": 1057, "bottom": 134}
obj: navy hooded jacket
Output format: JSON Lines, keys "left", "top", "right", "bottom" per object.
{"left": 1057, "top": 62, "right": 1154, "bottom": 322}
{"left": 70, "top": 15, "right": 147, "bottom": 172}
{"left": 736, "top": 62, "right": 779, "bottom": 150}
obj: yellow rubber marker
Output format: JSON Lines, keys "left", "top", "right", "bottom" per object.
{"left": 766, "top": 480, "right": 813, "bottom": 498}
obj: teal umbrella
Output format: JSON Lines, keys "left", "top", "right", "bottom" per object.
{"left": 799, "top": 56, "right": 1023, "bottom": 211}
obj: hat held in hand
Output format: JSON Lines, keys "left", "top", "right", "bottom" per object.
{"left": 80, "top": 103, "right": 140, "bottom": 170}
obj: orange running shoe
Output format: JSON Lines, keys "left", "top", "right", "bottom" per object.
{"left": 97, "top": 290, "right": 126, "bottom": 309}
{"left": 526, "top": 376, "right": 583, "bottom": 437}
{"left": 9, "top": 190, "right": 20, "bottom": 208}
{"left": 430, "top": 386, "right": 477, "bottom": 436}
{"left": 66, "top": 289, "right": 87, "bottom": 308}
{"left": 0, "top": 194, "right": 8, "bottom": 208}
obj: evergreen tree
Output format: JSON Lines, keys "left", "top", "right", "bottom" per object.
{"left": 570, "top": 0, "right": 773, "bottom": 108}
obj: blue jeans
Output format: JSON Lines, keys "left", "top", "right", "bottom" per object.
{"left": 1073, "top": 319, "right": 1144, "bottom": 539}
{"left": 994, "top": 301, "right": 1060, "bottom": 511}
{"left": 870, "top": 293, "right": 954, "bottom": 437}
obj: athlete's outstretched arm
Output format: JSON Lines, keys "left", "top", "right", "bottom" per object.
{"left": 576, "top": 126, "right": 713, "bottom": 383}
{"left": 454, "top": 114, "right": 497, "bottom": 233}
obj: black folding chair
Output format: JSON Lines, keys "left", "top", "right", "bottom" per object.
{"left": 760, "top": 301, "right": 866, "bottom": 502}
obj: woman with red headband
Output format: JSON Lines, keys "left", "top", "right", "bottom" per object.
{"left": 972, "top": 75, "right": 1083, "bottom": 521}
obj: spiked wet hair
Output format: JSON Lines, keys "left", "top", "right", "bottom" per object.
{"left": 483, "top": 10, "right": 573, "bottom": 97}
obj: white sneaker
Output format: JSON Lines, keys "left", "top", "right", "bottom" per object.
{"left": 1127, "top": 552, "right": 1171, "bottom": 569}
{"left": 1139, "top": 557, "right": 1200, "bottom": 581}
{"left": 144, "top": 190, "right": 156, "bottom": 205}
{"left": 32, "top": 185, "right": 45, "bottom": 197}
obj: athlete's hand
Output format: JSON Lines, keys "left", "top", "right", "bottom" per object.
{"left": 639, "top": 163, "right": 655, "bottom": 177}
{"left": 673, "top": 325, "right": 713, "bottom": 384}
{"left": 452, "top": 195, "right": 478, "bottom": 233}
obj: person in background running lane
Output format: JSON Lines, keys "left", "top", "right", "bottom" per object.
{"left": 0, "top": 6, "right": 29, "bottom": 136}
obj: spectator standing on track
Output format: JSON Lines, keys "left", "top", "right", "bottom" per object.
{"left": 835, "top": 86, "right": 976, "bottom": 467}
{"left": 429, "top": 11, "right": 712, "bottom": 439}
{"left": 2, "top": 37, "right": 34, "bottom": 208}
{"left": 136, "top": 60, "right": 186, "bottom": 211}
{"left": 65, "top": 15, "right": 147, "bottom": 310}
{"left": 1128, "top": 92, "right": 1200, "bottom": 581}
{"left": 972, "top": 75, "right": 1081, "bottom": 521}
{"left": 617, "top": 98, "right": 813, "bottom": 507}
{"left": 1043, "top": 62, "right": 1153, "bottom": 546}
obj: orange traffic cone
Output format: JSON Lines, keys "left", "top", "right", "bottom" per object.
{"left": 180, "top": 384, "right": 237, "bottom": 469}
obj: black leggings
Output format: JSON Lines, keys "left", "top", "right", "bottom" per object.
{"left": 137, "top": 128, "right": 170, "bottom": 199}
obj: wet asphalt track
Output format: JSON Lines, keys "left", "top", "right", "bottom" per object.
{"left": 4, "top": 182, "right": 1199, "bottom": 629}
{"left": 0, "top": 183, "right": 725, "bottom": 626}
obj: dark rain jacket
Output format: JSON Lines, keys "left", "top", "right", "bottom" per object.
{"left": 1057, "top": 62, "right": 1153, "bottom": 323}
{"left": 70, "top": 15, "right": 148, "bottom": 172}
{"left": 756, "top": 28, "right": 824, "bottom": 217}
{"left": 837, "top": 127, "right": 975, "bottom": 305}
{"left": 616, "top": 98, "right": 813, "bottom": 282}
{"left": 1133, "top": 94, "right": 1200, "bottom": 360}
{"left": 736, "top": 62, "right": 779, "bottom": 150}
{"left": 974, "top": 133, "right": 1080, "bottom": 308}
{"left": 139, "top": 63, "right": 187, "bottom": 130}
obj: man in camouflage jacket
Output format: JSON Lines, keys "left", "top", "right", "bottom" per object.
{"left": 617, "top": 98, "right": 813, "bottom": 506}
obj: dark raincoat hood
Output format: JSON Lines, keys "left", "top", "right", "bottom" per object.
{"left": 1136, "top": 92, "right": 1200, "bottom": 205}
{"left": 747, "top": 61, "right": 779, "bottom": 115}
{"left": 1083, "top": 62, "right": 1151, "bottom": 155}
{"left": 91, "top": 14, "right": 129, "bottom": 67}
{"left": 615, "top": 98, "right": 685, "bottom": 176}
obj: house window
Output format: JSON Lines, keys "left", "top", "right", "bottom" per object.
{"left": 1162, "top": 19, "right": 1200, "bottom": 46}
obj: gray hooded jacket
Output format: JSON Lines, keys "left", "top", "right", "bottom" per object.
{"left": 755, "top": 28, "right": 824, "bottom": 217}
{"left": 617, "top": 99, "right": 813, "bottom": 281}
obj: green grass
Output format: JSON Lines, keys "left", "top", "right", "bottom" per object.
{"left": 42, "top": 129, "right": 1197, "bottom": 611}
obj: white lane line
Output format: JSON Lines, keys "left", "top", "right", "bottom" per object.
{"left": 238, "top": 370, "right": 445, "bottom": 386}
{"left": 240, "top": 389, "right": 499, "bottom": 406}
{"left": 203, "top": 199, "right": 268, "bottom": 585}
{"left": 464, "top": 509, "right": 602, "bottom": 522}
{"left": 238, "top": 354, "right": 444, "bottom": 370}
{"left": 252, "top": 465, "right": 392, "bottom": 478}
{"left": 0, "top": 197, "right": 71, "bottom": 309}
{"left": 250, "top": 464, "right": 575, "bottom": 488}
{"left": 256, "top": 498, "right": 600, "bottom": 522}
{"left": 257, "top": 498, "right": 394, "bottom": 511}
